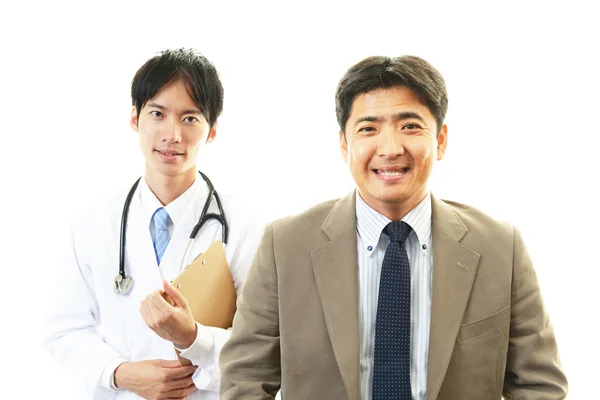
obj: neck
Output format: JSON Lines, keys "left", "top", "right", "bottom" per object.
{"left": 360, "top": 189, "right": 428, "bottom": 221}
{"left": 145, "top": 167, "right": 197, "bottom": 206}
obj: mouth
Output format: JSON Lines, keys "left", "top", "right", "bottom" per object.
{"left": 372, "top": 167, "right": 410, "bottom": 181}
{"left": 155, "top": 149, "right": 184, "bottom": 162}
{"left": 155, "top": 149, "right": 184, "bottom": 156}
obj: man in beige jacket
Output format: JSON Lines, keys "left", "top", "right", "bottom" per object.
{"left": 219, "top": 55, "right": 568, "bottom": 399}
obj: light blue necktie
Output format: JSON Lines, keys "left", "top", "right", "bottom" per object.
{"left": 152, "top": 207, "right": 171, "bottom": 265}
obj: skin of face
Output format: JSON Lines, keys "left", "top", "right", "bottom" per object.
{"left": 130, "top": 78, "right": 216, "bottom": 201}
{"left": 339, "top": 86, "right": 448, "bottom": 220}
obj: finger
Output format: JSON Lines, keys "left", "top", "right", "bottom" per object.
{"left": 147, "top": 293, "right": 166, "bottom": 316}
{"left": 163, "top": 280, "right": 188, "bottom": 308}
{"left": 161, "top": 290, "right": 176, "bottom": 306}
{"left": 139, "top": 301, "right": 155, "bottom": 328}
{"left": 167, "top": 382, "right": 197, "bottom": 398}
{"left": 182, "top": 382, "right": 197, "bottom": 395}
{"left": 149, "top": 290, "right": 174, "bottom": 313}
{"left": 166, "top": 375, "right": 194, "bottom": 390}
{"left": 156, "top": 359, "right": 184, "bottom": 368}
{"left": 166, "top": 365, "right": 197, "bottom": 379}
{"left": 145, "top": 298, "right": 171, "bottom": 329}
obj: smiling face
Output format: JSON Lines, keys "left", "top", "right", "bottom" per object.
{"left": 130, "top": 78, "right": 216, "bottom": 187}
{"left": 340, "top": 85, "right": 447, "bottom": 220}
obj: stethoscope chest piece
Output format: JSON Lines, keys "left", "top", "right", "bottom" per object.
{"left": 114, "top": 274, "right": 134, "bottom": 295}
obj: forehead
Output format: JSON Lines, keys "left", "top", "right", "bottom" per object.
{"left": 349, "top": 86, "right": 433, "bottom": 120}
{"left": 146, "top": 78, "right": 199, "bottom": 110}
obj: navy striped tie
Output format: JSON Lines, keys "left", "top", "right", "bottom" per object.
{"left": 373, "top": 220, "right": 412, "bottom": 399}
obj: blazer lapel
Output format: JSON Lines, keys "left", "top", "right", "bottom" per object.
{"left": 311, "top": 191, "right": 360, "bottom": 400}
{"left": 426, "top": 195, "right": 481, "bottom": 400}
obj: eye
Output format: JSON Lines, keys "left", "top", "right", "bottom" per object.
{"left": 358, "top": 126, "right": 377, "bottom": 134}
{"left": 183, "top": 116, "right": 198, "bottom": 123}
{"left": 150, "top": 111, "right": 163, "bottom": 118}
{"left": 402, "top": 123, "right": 421, "bottom": 130}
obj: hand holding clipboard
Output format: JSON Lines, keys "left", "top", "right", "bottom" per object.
{"left": 161, "top": 240, "right": 237, "bottom": 364}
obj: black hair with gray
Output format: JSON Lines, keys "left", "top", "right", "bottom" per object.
{"left": 335, "top": 55, "right": 448, "bottom": 137}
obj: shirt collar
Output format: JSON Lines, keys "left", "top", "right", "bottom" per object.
{"left": 139, "top": 174, "right": 201, "bottom": 228}
{"left": 355, "top": 190, "right": 432, "bottom": 256}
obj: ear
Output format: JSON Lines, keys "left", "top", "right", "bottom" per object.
{"left": 206, "top": 123, "right": 218, "bottom": 144}
{"left": 339, "top": 131, "right": 349, "bottom": 164}
{"left": 129, "top": 106, "right": 139, "bottom": 132}
{"left": 436, "top": 124, "right": 448, "bottom": 161}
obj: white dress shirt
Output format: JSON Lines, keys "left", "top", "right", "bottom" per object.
{"left": 44, "top": 172, "right": 265, "bottom": 400}
{"left": 356, "top": 192, "right": 432, "bottom": 400}
{"left": 145, "top": 174, "right": 198, "bottom": 243}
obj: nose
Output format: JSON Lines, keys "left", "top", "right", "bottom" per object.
{"left": 378, "top": 126, "right": 404, "bottom": 159}
{"left": 161, "top": 119, "right": 182, "bottom": 143}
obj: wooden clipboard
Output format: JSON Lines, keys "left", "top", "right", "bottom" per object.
{"left": 162, "top": 240, "right": 237, "bottom": 365}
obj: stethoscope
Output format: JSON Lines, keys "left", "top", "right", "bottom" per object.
{"left": 114, "top": 171, "right": 228, "bottom": 295}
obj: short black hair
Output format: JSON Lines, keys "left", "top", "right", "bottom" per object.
{"left": 335, "top": 55, "right": 448, "bottom": 137}
{"left": 131, "top": 48, "right": 224, "bottom": 129}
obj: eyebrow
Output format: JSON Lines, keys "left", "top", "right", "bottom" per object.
{"left": 355, "top": 111, "right": 426, "bottom": 125}
{"left": 146, "top": 102, "right": 203, "bottom": 115}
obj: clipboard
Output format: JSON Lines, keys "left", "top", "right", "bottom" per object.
{"left": 161, "top": 240, "right": 237, "bottom": 365}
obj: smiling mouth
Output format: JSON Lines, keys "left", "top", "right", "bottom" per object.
{"left": 156, "top": 150, "right": 184, "bottom": 156}
{"left": 373, "top": 167, "right": 410, "bottom": 175}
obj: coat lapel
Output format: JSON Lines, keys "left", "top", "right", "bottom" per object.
{"left": 126, "top": 193, "right": 163, "bottom": 295}
{"left": 426, "top": 195, "right": 481, "bottom": 400}
{"left": 311, "top": 191, "right": 361, "bottom": 400}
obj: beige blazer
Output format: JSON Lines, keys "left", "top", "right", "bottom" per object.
{"left": 220, "top": 192, "right": 568, "bottom": 399}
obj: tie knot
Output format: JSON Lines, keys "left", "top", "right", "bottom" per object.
{"left": 385, "top": 220, "right": 411, "bottom": 243}
{"left": 152, "top": 207, "right": 170, "bottom": 231}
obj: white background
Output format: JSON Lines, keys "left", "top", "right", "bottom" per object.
{"left": 1, "top": 1, "right": 598, "bottom": 398}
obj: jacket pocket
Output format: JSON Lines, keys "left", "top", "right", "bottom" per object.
{"left": 457, "top": 306, "right": 510, "bottom": 342}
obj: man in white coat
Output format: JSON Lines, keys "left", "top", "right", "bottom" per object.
{"left": 43, "top": 48, "right": 263, "bottom": 400}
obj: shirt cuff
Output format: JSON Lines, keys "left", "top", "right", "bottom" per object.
{"left": 174, "top": 322, "right": 215, "bottom": 368}
{"left": 100, "top": 356, "right": 129, "bottom": 391}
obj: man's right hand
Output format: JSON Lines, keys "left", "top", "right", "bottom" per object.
{"left": 114, "top": 359, "right": 197, "bottom": 400}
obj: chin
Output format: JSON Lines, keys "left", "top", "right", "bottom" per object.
{"left": 379, "top": 195, "right": 411, "bottom": 204}
{"left": 372, "top": 186, "right": 414, "bottom": 202}
{"left": 154, "top": 166, "right": 182, "bottom": 176}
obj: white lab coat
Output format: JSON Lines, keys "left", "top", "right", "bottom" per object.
{"left": 43, "top": 176, "right": 264, "bottom": 399}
